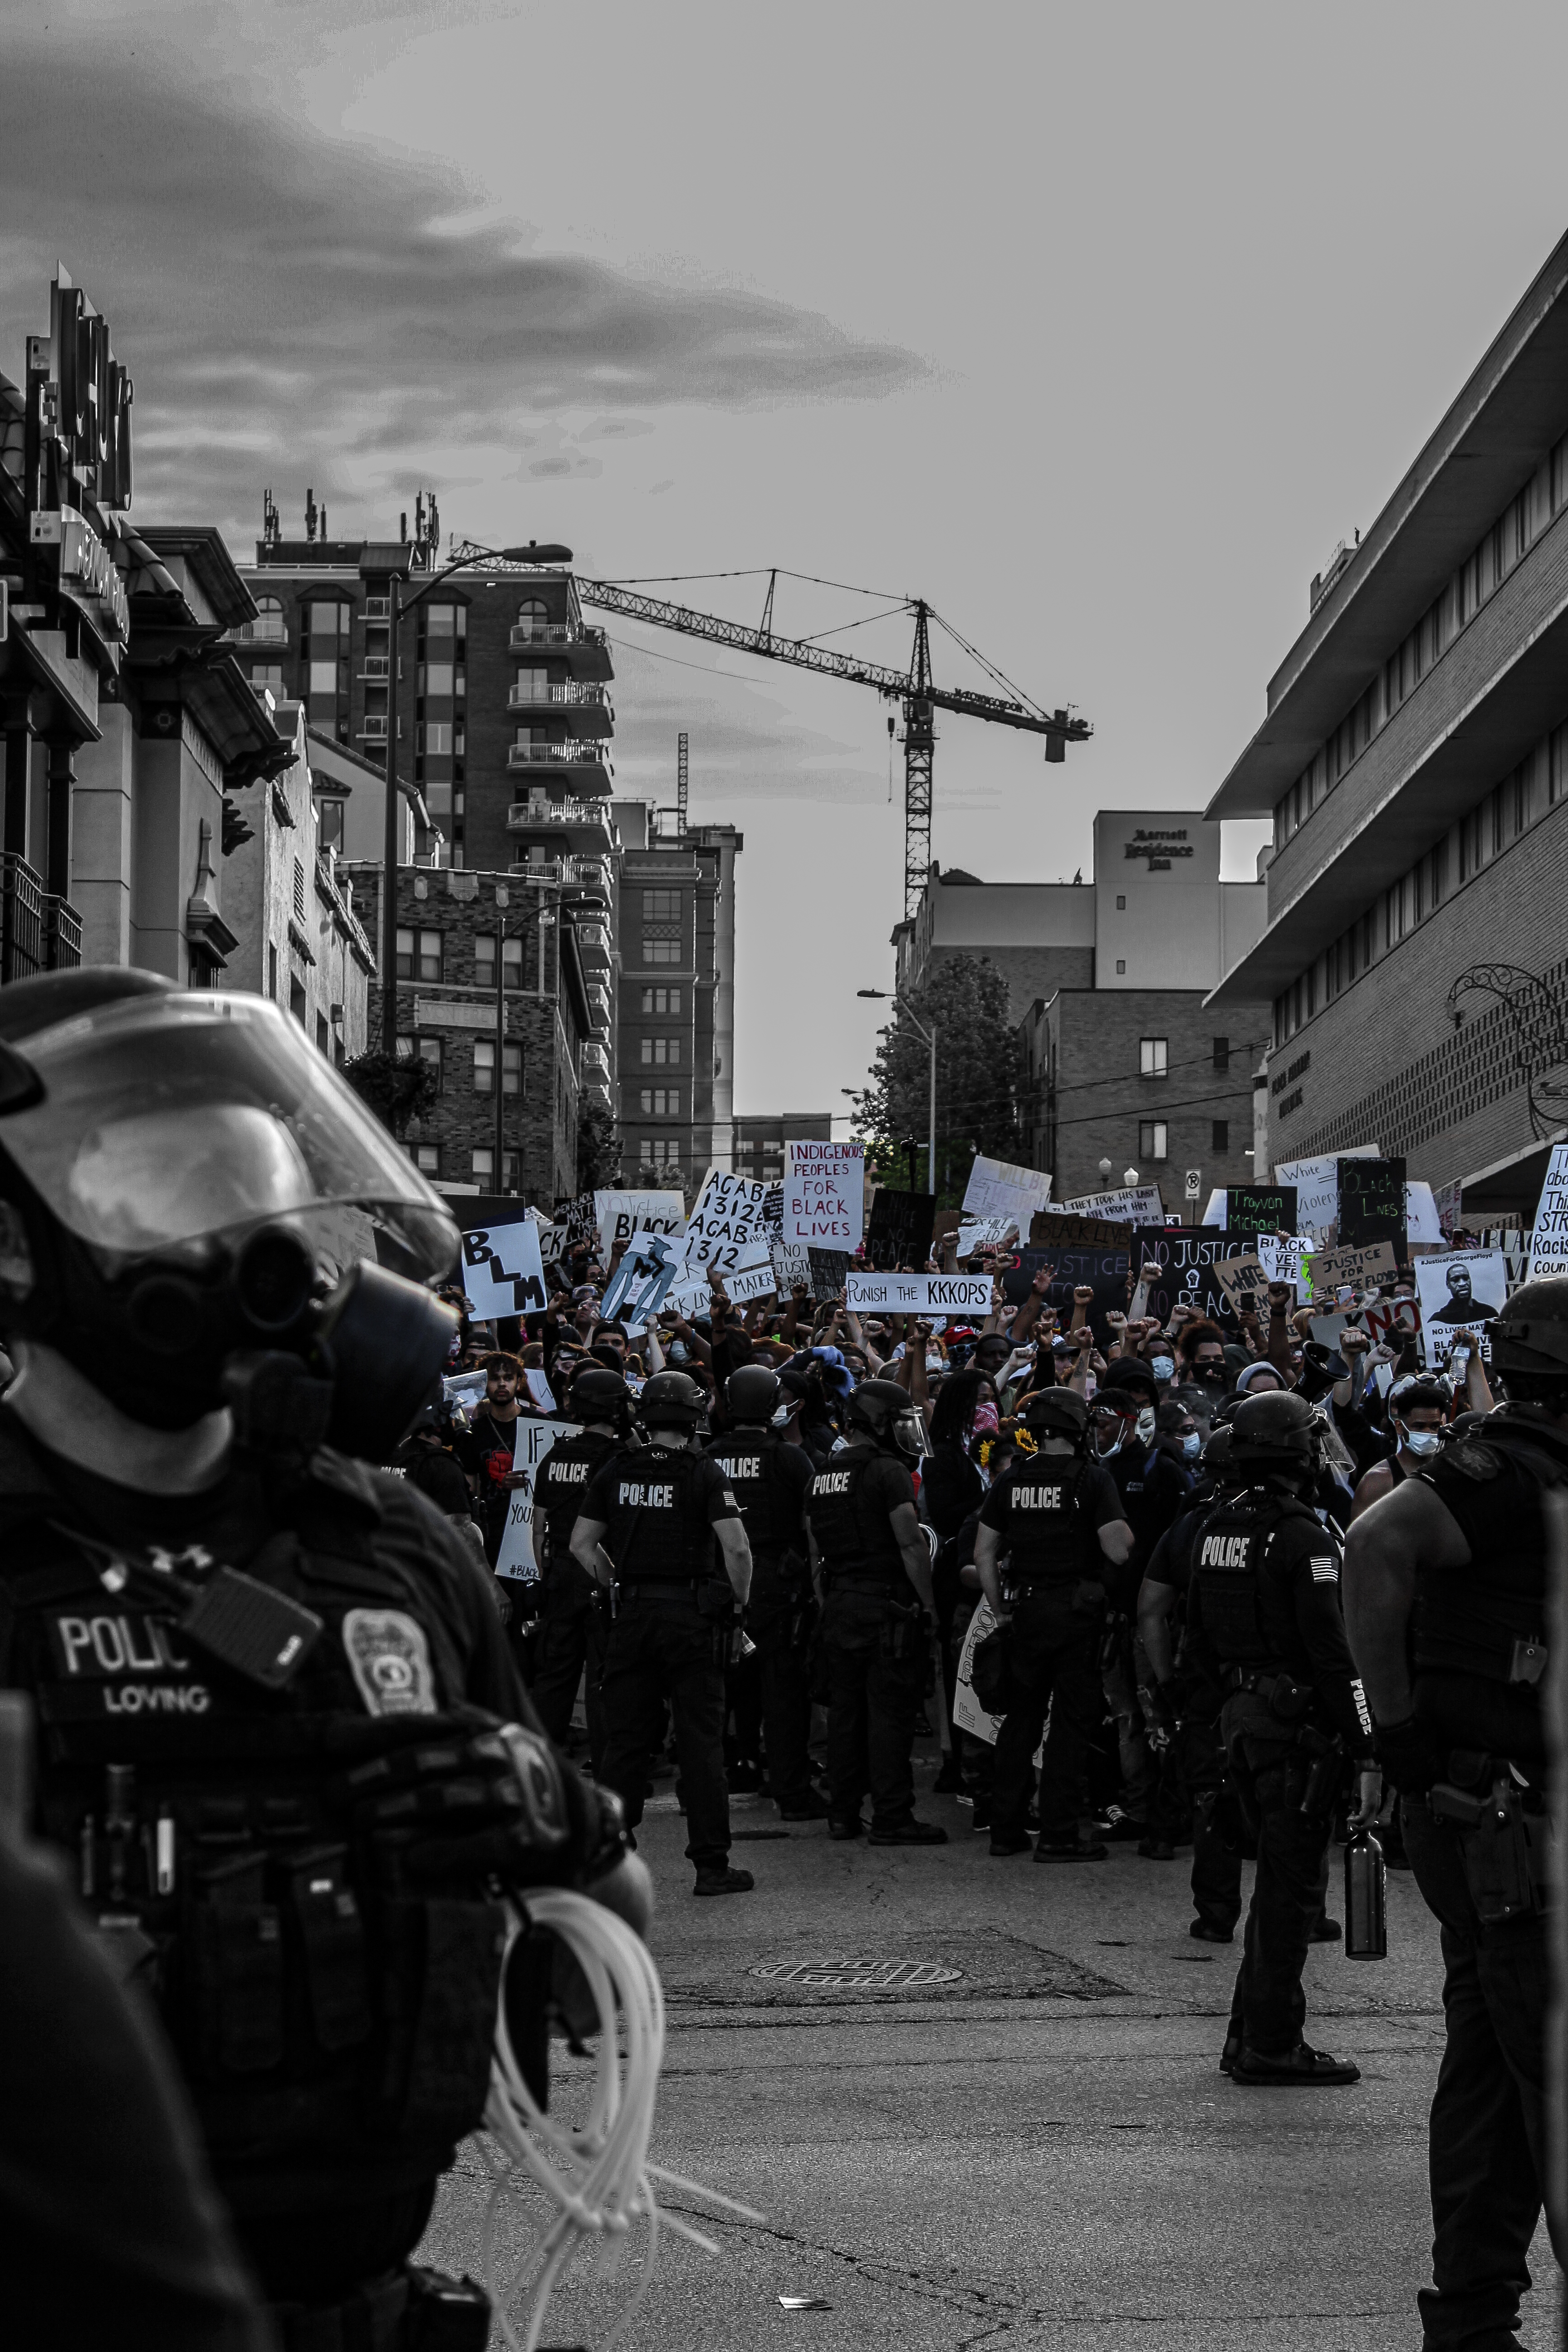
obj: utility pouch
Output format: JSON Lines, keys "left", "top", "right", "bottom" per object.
{"left": 1431, "top": 1764, "right": 1542, "bottom": 1924}
{"left": 370, "top": 1897, "right": 508, "bottom": 2144}
{"left": 1297, "top": 1727, "right": 1343, "bottom": 1821}
{"left": 1072, "top": 1578, "right": 1107, "bottom": 1619}
{"left": 1265, "top": 1674, "right": 1311, "bottom": 1725}
{"left": 279, "top": 1844, "right": 371, "bottom": 2054}
{"left": 189, "top": 1850, "right": 285, "bottom": 2078}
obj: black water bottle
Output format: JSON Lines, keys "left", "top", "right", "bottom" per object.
{"left": 1344, "top": 1825, "right": 1387, "bottom": 1960}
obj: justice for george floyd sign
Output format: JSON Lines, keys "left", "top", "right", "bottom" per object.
{"left": 846, "top": 1271, "right": 995, "bottom": 1316}
{"left": 784, "top": 1141, "right": 865, "bottom": 1247}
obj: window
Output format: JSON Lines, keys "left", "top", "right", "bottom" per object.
{"left": 473, "top": 1039, "right": 521, "bottom": 1097}
{"left": 412, "top": 1143, "right": 440, "bottom": 1176}
{"left": 308, "top": 660, "right": 339, "bottom": 698}
{"left": 316, "top": 1013, "right": 330, "bottom": 1057}
{"left": 642, "top": 937, "right": 680, "bottom": 965}
{"left": 1115, "top": 959, "right": 1126, "bottom": 975}
{"left": 250, "top": 596, "right": 287, "bottom": 644}
{"left": 1138, "top": 1120, "right": 1168, "bottom": 1161}
{"left": 639, "top": 1036, "right": 681, "bottom": 1065}
{"left": 1211, "top": 1119, "right": 1229, "bottom": 1153}
{"left": 515, "top": 599, "right": 550, "bottom": 640}
{"left": 250, "top": 664, "right": 285, "bottom": 693}
{"left": 1115, "top": 894, "right": 1126, "bottom": 911}
{"left": 420, "top": 723, "right": 452, "bottom": 756}
{"left": 289, "top": 977, "right": 308, "bottom": 1026}
{"left": 413, "top": 1035, "right": 442, "bottom": 1090}
{"left": 421, "top": 663, "right": 455, "bottom": 699}
{"left": 1212, "top": 1036, "right": 1230, "bottom": 1072}
{"left": 639, "top": 1140, "right": 681, "bottom": 1168}
{"left": 268, "top": 943, "right": 278, "bottom": 1001}
{"left": 424, "top": 604, "right": 457, "bottom": 639}
{"left": 318, "top": 798, "right": 345, "bottom": 852}
{"left": 472, "top": 1147, "right": 521, "bottom": 1190}
{"left": 642, "top": 889, "right": 681, "bottom": 921}
{"left": 292, "top": 857, "right": 306, "bottom": 921}
{"left": 474, "top": 935, "right": 524, "bottom": 990}
{"left": 640, "top": 987, "right": 682, "bottom": 1014}
{"left": 514, "top": 666, "right": 550, "bottom": 701}
{"left": 395, "top": 926, "right": 442, "bottom": 982}
{"left": 308, "top": 602, "right": 346, "bottom": 641}
{"left": 640, "top": 1087, "right": 681, "bottom": 1115}
{"left": 1139, "top": 1037, "right": 1167, "bottom": 1077}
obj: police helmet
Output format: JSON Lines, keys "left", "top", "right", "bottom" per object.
{"left": 637, "top": 1369, "right": 708, "bottom": 1432}
{"left": 725, "top": 1364, "right": 781, "bottom": 1426}
{"left": 1201, "top": 1423, "right": 1234, "bottom": 1479}
{"left": 570, "top": 1365, "right": 633, "bottom": 1432}
{"left": 1229, "top": 1388, "right": 1318, "bottom": 1473}
{"left": 1489, "top": 1278, "right": 1568, "bottom": 1396}
{"left": 844, "top": 1377, "right": 926, "bottom": 1456}
{"left": 1019, "top": 1386, "right": 1090, "bottom": 1447}
{"left": 0, "top": 970, "right": 458, "bottom": 1441}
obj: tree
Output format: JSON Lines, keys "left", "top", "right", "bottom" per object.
{"left": 576, "top": 1098, "right": 621, "bottom": 1192}
{"left": 851, "top": 954, "right": 1024, "bottom": 1206}
{"left": 342, "top": 1050, "right": 439, "bottom": 1140}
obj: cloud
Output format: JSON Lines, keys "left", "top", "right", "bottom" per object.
{"left": 0, "top": 23, "right": 925, "bottom": 538}
{"left": 607, "top": 642, "right": 887, "bottom": 806}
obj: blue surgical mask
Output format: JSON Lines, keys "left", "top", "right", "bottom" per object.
{"left": 1181, "top": 1430, "right": 1202, "bottom": 1459}
{"left": 1151, "top": 1355, "right": 1175, "bottom": 1382}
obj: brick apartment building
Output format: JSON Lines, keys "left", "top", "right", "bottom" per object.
{"left": 1208, "top": 224, "right": 1568, "bottom": 1222}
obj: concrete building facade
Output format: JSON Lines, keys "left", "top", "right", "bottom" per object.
{"left": 1207, "top": 226, "right": 1568, "bottom": 1220}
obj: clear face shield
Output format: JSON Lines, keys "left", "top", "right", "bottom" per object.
{"left": 893, "top": 1406, "right": 927, "bottom": 1458}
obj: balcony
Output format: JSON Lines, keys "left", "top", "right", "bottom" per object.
{"left": 359, "top": 654, "right": 390, "bottom": 680}
{"left": 508, "top": 620, "right": 613, "bottom": 680}
{"left": 363, "top": 597, "right": 392, "bottom": 622}
{"left": 575, "top": 920, "right": 611, "bottom": 969}
{"left": 506, "top": 743, "right": 612, "bottom": 792}
{"left": 2, "top": 854, "right": 81, "bottom": 983}
{"left": 581, "top": 1040, "right": 612, "bottom": 1097}
{"left": 585, "top": 980, "right": 612, "bottom": 1032}
{"left": 358, "top": 715, "right": 389, "bottom": 742}
{"left": 229, "top": 616, "right": 289, "bottom": 647}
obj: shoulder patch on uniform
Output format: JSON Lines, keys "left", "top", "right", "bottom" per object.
{"left": 342, "top": 1607, "right": 437, "bottom": 1717}
{"left": 1309, "top": 1556, "right": 1339, "bottom": 1583}
{"left": 1433, "top": 1441, "right": 1504, "bottom": 1484}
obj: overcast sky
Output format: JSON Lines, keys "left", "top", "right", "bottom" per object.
{"left": 5, "top": 1, "right": 1568, "bottom": 1119}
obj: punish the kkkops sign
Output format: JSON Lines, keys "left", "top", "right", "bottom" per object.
{"left": 784, "top": 1140, "right": 865, "bottom": 1247}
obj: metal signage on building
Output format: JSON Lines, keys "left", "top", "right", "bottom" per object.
{"left": 29, "top": 505, "right": 128, "bottom": 642}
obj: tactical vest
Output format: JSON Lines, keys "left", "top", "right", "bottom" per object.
{"left": 706, "top": 1430, "right": 805, "bottom": 1555}
{"left": 1191, "top": 1489, "right": 1334, "bottom": 1669}
{"left": 1415, "top": 1411, "right": 1565, "bottom": 1685}
{"left": 995, "top": 1462, "right": 1099, "bottom": 1585}
{"left": 535, "top": 1428, "right": 619, "bottom": 1562}
{"left": 603, "top": 1445, "right": 716, "bottom": 1585}
{"left": 0, "top": 1438, "right": 546, "bottom": 2220}
{"left": 808, "top": 1444, "right": 907, "bottom": 1587}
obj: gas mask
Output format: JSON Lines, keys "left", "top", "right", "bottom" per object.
{"left": 0, "top": 983, "right": 458, "bottom": 1452}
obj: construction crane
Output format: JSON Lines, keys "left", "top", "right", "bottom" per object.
{"left": 575, "top": 572, "right": 1092, "bottom": 917}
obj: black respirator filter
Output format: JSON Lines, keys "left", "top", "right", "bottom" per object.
{"left": 316, "top": 1261, "right": 461, "bottom": 1460}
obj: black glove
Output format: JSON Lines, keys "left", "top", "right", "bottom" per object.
{"left": 1374, "top": 1714, "right": 1441, "bottom": 1796}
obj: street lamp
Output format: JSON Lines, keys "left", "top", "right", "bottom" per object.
{"left": 858, "top": 989, "right": 937, "bottom": 1199}
{"left": 377, "top": 538, "right": 568, "bottom": 1057}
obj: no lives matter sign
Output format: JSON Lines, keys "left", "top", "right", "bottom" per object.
{"left": 846, "top": 1272, "right": 993, "bottom": 1316}
{"left": 784, "top": 1140, "right": 865, "bottom": 1246}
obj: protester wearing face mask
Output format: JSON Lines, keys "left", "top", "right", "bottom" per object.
{"left": 1348, "top": 1377, "right": 1451, "bottom": 1518}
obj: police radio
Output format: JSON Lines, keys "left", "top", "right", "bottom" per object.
{"left": 55, "top": 1524, "right": 324, "bottom": 1691}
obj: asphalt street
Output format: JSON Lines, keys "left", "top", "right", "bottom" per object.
{"left": 421, "top": 1759, "right": 1563, "bottom": 2351}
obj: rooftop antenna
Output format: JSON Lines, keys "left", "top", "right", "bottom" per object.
{"left": 304, "top": 486, "right": 318, "bottom": 543}
{"left": 262, "top": 488, "right": 280, "bottom": 547}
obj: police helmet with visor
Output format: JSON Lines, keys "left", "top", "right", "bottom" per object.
{"left": 844, "top": 1376, "right": 926, "bottom": 1457}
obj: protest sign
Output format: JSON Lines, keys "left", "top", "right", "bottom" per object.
{"left": 1362, "top": 1293, "right": 1421, "bottom": 1355}
{"left": 847, "top": 1271, "right": 995, "bottom": 1317}
{"left": 594, "top": 1189, "right": 686, "bottom": 1260}
{"left": 1306, "top": 1239, "right": 1397, "bottom": 1298}
{"left": 953, "top": 1600, "right": 1047, "bottom": 1759}
{"left": 1001, "top": 1245, "right": 1131, "bottom": 1342}
{"left": 1029, "top": 1208, "right": 1134, "bottom": 1251}
{"left": 1062, "top": 1181, "right": 1166, "bottom": 1225}
{"left": 1529, "top": 1143, "right": 1568, "bottom": 1279}
{"left": 1338, "top": 1157, "right": 1406, "bottom": 1253}
{"left": 1274, "top": 1146, "right": 1378, "bottom": 1242}
{"left": 725, "top": 1258, "right": 779, "bottom": 1306}
{"left": 1132, "top": 1227, "right": 1283, "bottom": 1328}
{"left": 1227, "top": 1185, "right": 1298, "bottom": 1234}
{"left": 1308, "top": 1310, "right": 1357, "bottom": 1354}
{"left": 1415, "top": 1250, "right": 1507, "bottom": 1367}
{"left": 961, "top": 1153, "right": 1052, "bottom": 1226}
{"left": 602, "top": 1231, "right": 684, "bottom": 1331}
{"left": 807, "top": 1247, "right": 854, "bottom": 1299}
{"left": 771, "top": 1237, "right": 811, "bottom": 1295}
{"left": 1434, "top": 1177, "right": 1465, "bottom": 1241}
{"left": 866, "top": 1186, "right": 936, "bottom": 1270}
{"left": 1211, "top": 1254, "right": 1270, "bottom": 1318}
{"left": 458, "top": 1219, "right": 548, "bottom": 1319}
{"left": 493, "top": 1421, "right": 578, "bottom": 1584}
{"left": 1255, "top": 1234, "right": 1310, "bottom": 1291}
{"left": 784, "top": 1141, "right": 865, "bottom": 1247}
{"left": 956, "top": 1215, "right": 1019, "bottom": 1257}
{"left": 682, "top": 1168, "right": 776, "bottom": 1272}
{"left": 1406, "top": 1181, "right": 1444, "bottom": 1249}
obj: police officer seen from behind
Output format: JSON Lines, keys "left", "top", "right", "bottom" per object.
{"left": 973, "top": 1387, "right": 1134, "bottom": 1862}
{"left": 1189, "top": 1390, "right": 1380, "bottom": 2086}
{"left": 529, "top": 1365, "right": 634, "bottom": 1771}
{"left": 1345, "top": 1278, "right": 1568, "bottom": 2352}
{"left": 708, "top": 1365, "right": 826, "bottom": 1819}
{"left": 0, "top": 970, "right": 650, "bottom": 2349}
{"left": 572, "top": 1369, "right": 756, "bottom": 1896}
{"left": 808, "top": 1378, "right": 947, "bottom": 1845}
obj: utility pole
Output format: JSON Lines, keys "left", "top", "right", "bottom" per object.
{"left": 494, "top": 910, "right": 507, "bottom": 1192}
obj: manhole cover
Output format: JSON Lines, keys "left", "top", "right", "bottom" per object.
{"left": 749, "top": 1957, "right": 963, "bottom": 1990}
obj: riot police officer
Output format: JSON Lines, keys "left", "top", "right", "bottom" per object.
{"left": 1188, "top": 1390, "right": 1379, "bottom": 2086}
{"left": 807, "top": 1378, "right": 947, "bottom": 1845}
{"left": 572, "top": 1370, "right": 756, "bottom": 1896}
{"left": 529, "top": 1366, "right": 635, "bottom": 1768}
{"left": 1345, "top": 1277, "right": 1568, "bottom": 2347}
{"left": 0, "top": 969, "right": 647, "bottom": 2345}
{"left": 973, "top": 1387, "right": 1134, "bottom": 1862}
{"left": 707, "top": 1365, "right": 824, "bottom": 1819}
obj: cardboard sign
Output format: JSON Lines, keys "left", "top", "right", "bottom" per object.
{"left": 1211, "top": 1254, "right": 1269, "bottom": 1317}
{"left": 1274, "top": 1147, "right": 1378, "bottom": 1243}
{"left": 1338, "top": 1157, "right": 1406, "bottom": 1252}
{"left": 807, "top": 1246, "right": 854, "bottom": 1298}
{"left": 493, "top": 1420, "right": 579, "bottom": 1584}
{"left": 1062, "top": 1181, "right": 1166, "bottom": 1226}
{"left": 866, "top": 1185, "right": 936, "bottom": 1271}
{"left": 683, "top": 1169, "right": 776, "bottom": 1272}
{"left": 1415, "top": 1250, "right": 1508, "bottom": 1367}
{"left": 1306, "top": 1239, "right": 1397, "bottom": 1297}
{"left": 1529, "top": 1143, "right": 1568, "bottom": 1279}
{"left": 847, "top": 1272, "right": 994, "bottom": 1317}
{"left": 784, "top": 1140, "right": 865, "bottom": 1248}
{"left": 1029, "top": 1208, "right": 1134, "bottom": 1251}
{"left": 594, "top": 1189, "right": 686, "bottom": 1260}
{"left": 459, "top": 1219, "right": 548, "bottom": 1319}
{"left": 602, "top": 1231, "right": 684, "bottom": 1331}
{"left": 961, "top": 1153, "right": 1052, "bottom": 1226}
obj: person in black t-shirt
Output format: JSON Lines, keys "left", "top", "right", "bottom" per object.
{"left": 975, "top": 1386, "right": 1134, "bottom": 1861}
